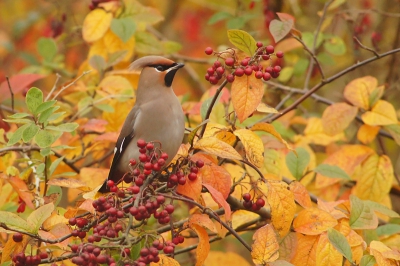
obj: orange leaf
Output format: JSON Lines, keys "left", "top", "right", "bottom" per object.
{"left": 321, "top": 102, "right": 358, "bottom": 136}
{"left": 47, "top": 177, "right": 89, "bottom": 190}
{"left": 6, "top": 175, "right": 35, "bottom": 209}
{"left": 353, "top": 154, "right": 394, "bottom": 202}
{"left": 316, "top": 232, "right": 343, "bottom": 266}
{"left": 289, "top": 181, "right": 312, "bottom": 208}
{"left": 189, "top": 213, "right": 217, "bottom": 233}
{"left": 361, "top": 100, "right": 398, "bottom": 126}
{"left": 231, "top": 75, "right": 264, "bottom": 122}
{"left": 278, "top": 232, "right": 297, "bottom": 261}
{"left": 250, "top": 122, "right": 292, "bottom": 150}
{"left": 82, "top": 9, "right": 113, "bottom": 42}
{"left": 291, "top": 233, "right": 319, "bottom": 266}
{"left": 1, "top": 233, "right": 30, "bottom": 264}
{"left": 150, "top": 254, "right": 180, "bottom": 266}
{"left": 357, "top": 124, "right": 380, "bottom": 144}
{"left": 204, "top": 251, "right": 251, "bottom": 266}
{"left": 318, "top": 200, "right": 348, "bottom": 220}
{"left": 343, "top": 76, "right": 377, "bottom": 110}
{"left": 293, "top": 207, "right": 338, "bottom": 235}
{"left": 38, "top": 223, "right": 71, "bottom": 248}
{"left": 266, "top": 180, "right": 296, "bottom": 237}
{"left": 190, "top": 224, "right": 210, "bottom": 266}
{"left": 251, "top": 224, "right": 279, "bottom": 264}
{"left": 234, "top": 129, "right": 264, "bottom": 168}
{"left": 203, "top": 183, "right": 231, "bottom": 221}
{"left": 176, "top": 173, "right": 202, "bottom": 202}
{"left": 79, "top": 167, "right": 109, "bottom": 191}
{"left": 193, "top": 137, "right": 242, "bottom": 161}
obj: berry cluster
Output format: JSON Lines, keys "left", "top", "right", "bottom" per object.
{"left": 70, "top": 244, "right": 116, "bottom": 266}
{"left": 242, "top": 193, "right": 265, "bottom": 211}
{"left": 166, "top": 160, "right": 204, "bottom": 188}
{"left": 12, "top": 252, "right": 48, "bottom": 266}
{"left": 204, "top": 42, "right": 284, "bottom": 84}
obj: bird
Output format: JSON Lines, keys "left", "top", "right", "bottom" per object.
{"left": 99, "top": 56, "right": 185, "bottom": 192}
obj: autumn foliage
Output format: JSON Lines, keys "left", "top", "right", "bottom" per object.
{"left": 1, "top": 0, "right": 400, "bottom": 266}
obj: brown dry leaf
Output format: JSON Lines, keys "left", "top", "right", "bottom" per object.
{"left": 256, "top": 102, "right": 279, "bottom": 114}
{"left": 150, "top": 254, "right": 180, "bottom": 266}
{"left": 321, "top": 102, "right": 358, "bottom": 136}
{"left": 251, "top": 224, "right": 279, "bottom": 264}
{"left": 194, "top": 137, "right": 242, "bottom": 161}
{"left": 190, "top": 224, "right": 211, "bottom": 266}
{"left": 291, "top": 233, "right": 319, "bottom": 266}
{"left": 316, "top": 232, "right": 343, "bottom": 266}
{"left": 343, "top": 76, "right": 377, "bottom": 110}
{"left": 251, "top": 122, "right": 292, "bottom": 150}
{"left": 266, "top": 180, "right": 296, "bottom": 237}
{"left": 234, "top": 128, "right": 264, "bottom": 168}
{"left": 293, "top": 207, "right": 338, "bottom": 235}
{"left": 204, "top": 251, "right": 251, "bottom": 266}
{"left": 47, "top": 178, "right": 89, "bottom": 190}
{"left": 361, "top": 100, "right": 398, "bottom": 126}
{"left": 82, "top": 9, "right": 112, "bottom": 42}
{"left": 231, "top": 75, "right": 264, "bottom": 122}
{"left": 353, "top": 154, "right": 394, "bottom": 203}
{"left": 289, "top": 181, "right": 312, "bottom": 208}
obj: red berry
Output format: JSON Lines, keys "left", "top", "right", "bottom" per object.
{"left": 225, "top": 58, "right": 235, "bottom": 66}
{"left": 244, "top": 67, "right": 253, "bottom": 76}
{"left": 172, "top": 237, "right": 180, "bottom": 245}
{"left": 140, "top": 248, "right": 149, "bottom": 257}
{"left": 256, "top": 198, "right": 265, "bottom": 207}
{"left": 76, "top": 218, "right": 87, "bottom": 228}
{"left": 78, "top": 231, "right": 86, "bottom": 238}
{"left": 242, "top": 193, "right": 251, "bottom": 202}
{"left": 137, "top": 139, "right": 146, "bottom": 148}
{"left": 251, "top": 203, "right": 261, "bottom": 211}
{"left": 262, "top": 54, "right": 270, "bottom": 60}
{"left": 196, "top": 160, "right": 204, "bottom": 168}
{"left": 69, "top": 217, "right": 77, "bottom": 226}
{"left": 39, "top": 252, "right": 48, "bottom": 259}
{"left": 256, "top": 41, "right": 263, "bottom": 48}
{"left": 96, "top": 255, "right": 108, "bottom": 264}
{"left": 205, "top": 47, "right": 213, "bottom": 55}
{"left": 207, "top": 67, "right": 215, "bottom": 75}
{"left": 169, "top": 174, "right": 178, "bottom": 183}
{"left": 263, "top": 72, "right": 271, "bottom": 81}
{"left": 276, "top": 51, "right": 284, "bottom": 58}
{"left": 190, "top": 167, "right": 199, "bottom": 173}
{"left": 158, "top": 158, "right": 165, "bottom": 166}
{"left": 156, "top": 195, "right": 165, "bottom": 204}
{"left": 165, "top": 204, "right": 174, "bottom": 214}
{"left": 13, "top": 233, "right": 23, "bottom": 242}
{"left": 129, "top": 206, "right": 138, "bottom": 215}
{"left": 163, "top": 246, "right": 174, "bottom": 254}
{"left": 188, "top": 173, "right": 197, "bottom": 181}
{"left": 271, "top": 71, "right": 279, "bottom": 78}
{"left": 209, "top": 75, "right": 218, "bottom": 84}
{"left": 130, "top": 185, "right": 140, "bottom": 194}
{"left": 146, "top": 143, "right": 154, "bottom": 150}
{"left": 178, "top": 177, "right": 186, "bottom": 185}
{"left": 213, "top": 61, "right": 221, "bottom": 68}
{"left": 135, "top": 178, "right": 144, "bottom": 186}
{"left": 226, "top": 74, "right": 235, "bottom": 83}
{"left": 234, "top": 68, "right": 244, "bottom": 77}
{"left": 205, "top": 73, "right": 210, "bottom": 81}
{"left": 240, "top": 59, "right": 249, "bottom": 66}
{"left": 266, "top": 45, "right": 274, "bottom": 54}
{"left": 273, "top": 66, "right": 281, "bottom": 72}
{"left": 129, "top": 159, "right": 136, "bottom": 166}
{"left": 139, "top": 148, "right": 147, "bottom": 154}
{"left": 216, "top": 66, "right": 225, "bottom": 75}
{"left": 255, "top": 71, "right": 263, "bottom": 79}
{"left": 161, "top": 153, "right": 168, "bottom": 160}
{"left": 144, "top": 162, "right": 152, "bottom": 170}
{"left": 265, "top": 66, "right": 273, "bottom": 73}
{"left": 107, "top": 180, "right": 115, "bottom": 188}
{"left": 110, "top": 186, "right": 118, "bottom": 192}
{"left": 139, "top": 154, "right": 147, "bottom": 162}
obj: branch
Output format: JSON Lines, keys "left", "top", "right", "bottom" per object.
{"left": 52, "top": 71, "right": 91, "bottom": 100}
{"left": 353, "top": 36, "right": 380, "bottom": 57}
{"left": 6, "top": 77, "right": 14, "bottom": 111}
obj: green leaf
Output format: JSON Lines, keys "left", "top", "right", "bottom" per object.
{"left": 110, "top": 17, "right": 136, "bottom": 42}
{"left": 316, "top": 52, "right": 334, "bottom": 65}
{"left": 359, "top": 255, "right": 376, "bottom": 266}
{"left": 49, "top": 156, "right": 65, "bottom": 176}
{"left": 39, "top": 106, "right": 60, "bottom": 123}
{"left": 37, "top": 37, "right": 57, "bottom": 62}
{"left": 302, "top": 32, "right": 324, "bottom": 50}
{"left": 293, "top": 58, "right": 309, "bottom": 76}
{"left": 35, "top": 100, "right": 57, "bottom": 114}
{"left": 208, "top": 11, "right": 232, "bottom": 25}
{"left": 285, "top": 147, "right": 310, "bottom": 180}
{"left": 22, "top": 123, "right": 40, "bottom": 142}
{"left": 226, "top": 17, "right": 246, "bottom": 29}
{"left": 313, "top": 164, "right": 350, "bottom": 180}
{"left": 385, "top": 124, "right": 400, "bottom": 146}
{"left": 35, "top": 129, "right": 54, "bottom": 148}
{"left": 7, "top": 124, "right": 30, "bottom": 145}
{"left": 324, "top": 35, "right": 346, "bottom": 55}
{"left": 2, "top": 118, "right": 32, "bottom": 124}
{"left": 162, "top": 41, "right": 182, "bottom": 54}
{"left": 135, "top": 31, "right": 163, "bottom": 55}
{"left": 36, "top": 163, "right": 45, "bottom": 176}
{"left": 40, "top": 147, "right": 53, "bottom": 156}
{"left": 26, "top": 87, "right": 43, "bottom": 115}
{"left": 349, "top": 195, "right": 378, "bottom": 230}
{"left": 369, "top": 87, "right": 384, "bottom": 109}
{"left": 106, "top": 51, "right": 128, "bottom": 68}
{"left": 327, "top": 228, "right": 353, "bottom": 263}
{"left": 0, "top": 211, "right": 32, "bottom": 233}
{"left": 200, "top": 94, "right": 222, "bottom": 120}
{"left": 95, "top": 104, "right": 115, "bottom": 112}
{"left": 188, "top": 119, "right": 210, "bottom": 147}
{"left": 365, "top": 200, "right": 399, "bottom": 218}
{"left": 269, "top": 19, "right": 293, "bottom": 43}
{"left": 7, "top": 113, "right": 31, "bottom": 119}
{"left": 376, "top": 224, "right": 400, "bottom": 237}
{"left": 227, "top": 29, "right": 257, "bottom": 56}
{"left": 46, "top": 123, "right": 79, "bottom": 132}
{"left": 89, "top": 55, "right": 106, "bottom": 72}
{"left": 27, "top": 203, "right": 54, "bottom": 234}
{"left": 45, "top": 185, "right": 62, "bottom": 206}
{"left": 47, "top": 111, "right": 65, "bottom": 122}
{"left": 277, "top": 67, "right": 293, "bottom": 83}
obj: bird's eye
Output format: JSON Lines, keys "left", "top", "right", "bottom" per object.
{"left": 155, "top": 66, "right": 164, "bottom": 72}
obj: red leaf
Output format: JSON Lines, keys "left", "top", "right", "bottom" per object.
{"left": 0, "top": 74, "right": 45, "bottom": 101}
{"left": 203, "top": 183, "right": 232, "bottom": 221}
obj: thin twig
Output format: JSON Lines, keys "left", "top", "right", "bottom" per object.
{"left": 45, "top": 73, "right": 62, "bottom": 101}
{"left": 52, "top": 70, "right": 91, "bottom": 100}
{"left": 353, "top": 36, "right": 380, "bottom": 57}
{"left": 6, "top": 77, "right": 14, "bottom": 111}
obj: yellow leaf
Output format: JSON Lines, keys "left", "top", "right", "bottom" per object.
{"left": 98, "top": 75, "right": 134, "bottom": 96}
{"left": 343, "top": 76, "right": 377, "bottom": 110}
{"left": 251, "top": 122, "right": 292, "bottom": 150}
{"left": 353, "top": 154, "right": 394, "bottom": 202}
{"left": 150, "top": 254, "right": 180, "bottom": 266}
{"left": 190, "top": 224, "right": 210, "bottom": 266}
{"left": 251, "top": 224, "right": 279, "bottom": 264}
{"left": 361, "top": 100, "right": 398, "bottom": 126}
{"left": 27, "top": 203, "right": 55, "bottom": 234}
{"left": 293, "top": 207, "right": 338, "bottom": 235}
{"left": 194, "top": 137, "right": 242, "bottom": 161}
{"left": 103, "top": 29, "right": 136, "bottom": 62}
{"left": 82, "top": 9, "right": 113, "bottom": 43}
{"left": 321, "top": 102, "right": 358, "bottom": 136}
{"left": 278, "top": 232, "right": 297, "bottom": 261}
{"left": 289, "top": 181, "right": 312, "bottom": 208}
{"left": 1, "top": 232, "right": 30, "bottom": 264}
{"left": 357, "top": 124, "right": 380, "bottom": 144}
{"left": 301, "top": 117, "right": 346, "bottom": 146}
{"left": 88, "top": 38, "right": 108, "bottom": 60}
{"left": 102, "top": 99, "right": 135, "bottom": 132}
{"left": 79, "top": 167, "right": 109, "bottom": 191}
{"left": 204, "top": 251, "right": 251, "bottom": 266}
{"left": 291, "top": 233, "right": 319, "bottom": 266}
{"left": 234, "top": 129, "right": 264, "bottom": 167}
{"left": 231, "top": 75, "right": 264, "bottom": 122}
{"left": 370, "top": 241, "right": 400, "bottom": 264}
{"left": 203, "top": 122, "right": 236, "bottom": 146}
{"left": 232, "top": 210, "right": 260, "bottom": 230}
{"left": 256, "top": 102, "right": 279, "bottom": 114}
{"left": 266, "top": 180, "right": 296, "bottom": 237}
{"left": 316, "top": 233, "right": 343, "bottom": 266}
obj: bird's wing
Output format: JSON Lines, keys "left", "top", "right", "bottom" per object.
{"left": 99, "top": 105, "right": 140, "bottom": 192}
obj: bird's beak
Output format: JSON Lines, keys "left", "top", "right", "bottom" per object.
{"left": 167, "top": 63, "right": 185, "bottom": 73}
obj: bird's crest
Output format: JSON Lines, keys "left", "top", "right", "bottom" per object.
{"left": 129, "top": 56, "right": 175, "bottom": 72}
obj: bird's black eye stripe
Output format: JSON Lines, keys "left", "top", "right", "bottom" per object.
{"left": 149, "top": 63, "right": 177, "bottom": 72}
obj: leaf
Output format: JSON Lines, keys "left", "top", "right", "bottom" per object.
{"left": 227, "top": 29, "right": 257, "bottom": 56}
{"left": 323, "top": 35, "right": 346, "bottom": 55}
{"left": 293, "top": 207, "right": 338, "bottom": 235}
{"left": 47, "top": 178, "right": 88, "bottom": 190}
{"left": 269, "top": 19, "right": 294, "bottom": 43}
{"left": 234, "top": 129, "right": 264, "bottom": 168}
{"left": 200, "top": 95, "right": 221, "bottom": 120}
{"left": 22, "top": 123, "right": 39, "bottom": 142}
{"left": 321, "top": 102, "right": 358, "bottom": 135}
{"left": 369, "top": 85, "right": 384, "bottom": 107}
{"left": 35, "top": 129, "right": 54, "bottom": 148}
{"left": 46, "top": 123, "right": 79, "bottom": 132}
{"left": 353, "top": 154, "right": 394, "bottom": 202}
{"left": 251, "top": 224, "right": 279, "bottom": 264}
{"left": 89, "top": 55, "right": 106, "bottom": 72}
{"left": 175, "top": 172, "right": 202, "bottom": 202}
{"left": 38, "top": 106, "right": 59, "bottom": 123}
{"left": 361, "top": 100, "right": 398, "bottom": 126}
{"left": 313, "top": 164, "right": 350, "bottom": 180}
{"left": 366, "top": 200, "right": 399, "bottom": 218}
{"left": 291, "top": 233, "right": 319, "bottom": 266}
{"left": 266, "top": 180, "right": 296, "bottom": 237}
{"left": 110, "top": 17, "right": 136, "bottom": 42}
{"left": 285, "top": 147, "right": 310, "bottom": 180}
{"left": 187, "top": 120, "right": 209, "bottom": 147}
{"left": 251, "top": 122, "right": 292, "bottom": 150}
{"left": 376, "top": 224, "right": 400, "bottom": 237}
{"left": 49, "top": 156, "right": 65, "bottom": 177}
{"left": 204, "top": 251, "right": 251, "bottom": 266}
{"left": 357, "top": 124, "right": 380, "bottom": 144}
{"left": 359, "top": 255, "right": 376, "bottom": 266}
{"left": 150, "top": 254, "right": 180, "bottom": 266}
{"left": 7, "top": 123, "right": 30, "bottom": 145}
{"left": 37, "top": 37, "right": 57, "bottom": 62}
{"left": 349, "top": 195, "right": 378, "bottom": 230}
{"left": 0, "top": 211, "right": 32, "bottom": 232}
{"left": 208, "top": 11, "right": 232, "bottom": 25}
{"left": 231, "top": 73, "right": 264, "bottom": 122}
{"left": 6, "top": 176, "right": 35, "bottom": 209}
{"left": 7, "top": 113, "right": 31, "bottom": 119}
{"left": 316, "top": 232, "right": 343, "bottom": 266}
{"left": 256, "top": 102, "right": 279, "bottom": 114}
{"left": 327, "top": 228, "right": 353, "bottom": 263}
{"left": 343, "top": 76, "right": 378, "bottom": 110}
{"left": 26, "top": 87, "right": 43, "bottom": 115}
{"left": 188, "top": 214, "right": 217, "bottom": 233}
{"left": 194, "top": 137, "right": 242, "bottom": 161}
{"left": 135, "top": 31, "right": 162, "bottom": 55}
{"left": 289, "top": 181, "right": 312, "bottom": 208}
{"left": 82, "top": 9, "right": 113, "bottom": 42}
{"left": 370, "top": 241, "right": 400, "bottom": 263}
{"left": 384, "top": 124, "right": 400, "bottom": 146}
{"left": 35, "top": 100, "right": 57, "bottom": 114}
{"left": 0, "top": 74, "right": 45, "bottom": 100}
{"left": 189, "top": 224, "right": 210, "bottom": 266}
{"left": 27, "top": 203, "right": 54, "bottom": 234}
{"left": 203, "top": 183, "right": 232, "bottom": 221}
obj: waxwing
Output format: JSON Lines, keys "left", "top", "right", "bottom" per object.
{"left": 99, "top": 56, "right": 185, "bottom": 192}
